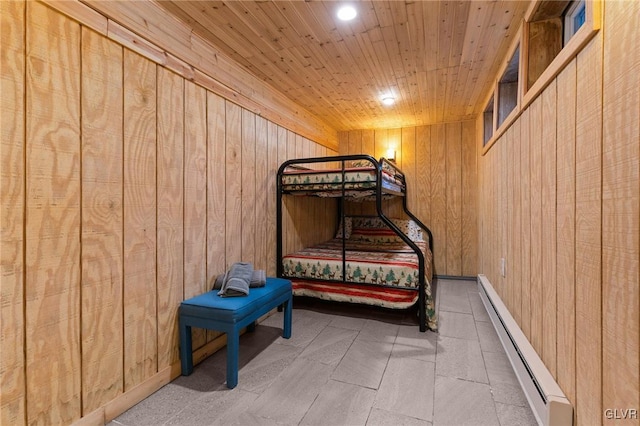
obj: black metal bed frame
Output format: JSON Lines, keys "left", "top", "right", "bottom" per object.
{"left": 276, "top": 154, "right": 434, "bottom": 332}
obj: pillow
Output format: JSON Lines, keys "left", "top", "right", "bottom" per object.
{"left": 334, "top": 216, "right": 352, "bottom": 239}
{"left": 349, "top": 217, "right": 424, "bottom": 243}
{"left": 348, "top": 159, "right": 375, "bottom": 168}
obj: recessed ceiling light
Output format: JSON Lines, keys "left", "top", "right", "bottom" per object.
{"left": 337, "top": 5, "right": 357, "bottom": 21}
{"left": 381, "top": 96, "right": 396, "bottom": 106}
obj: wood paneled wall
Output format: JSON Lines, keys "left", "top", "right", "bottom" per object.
{"left": 478, "top": 1, "right": 639, "bottom": 423}
{"left": 0, "top": 2, "right": 336, "bottom": 425}
{"left": 338, "top": 121, "right": 478, "bottom": 277}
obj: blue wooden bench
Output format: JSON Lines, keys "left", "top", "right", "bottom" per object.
{"left": 179, "top": 277, "right": 292, "bottom": 389}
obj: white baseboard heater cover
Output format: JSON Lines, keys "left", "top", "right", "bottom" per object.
{"left": 477, "top": 274, "right": 573, "bottom": 426}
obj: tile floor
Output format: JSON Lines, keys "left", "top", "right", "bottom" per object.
{"left": 111, "top": 279, "right": 537, "bottom": 426}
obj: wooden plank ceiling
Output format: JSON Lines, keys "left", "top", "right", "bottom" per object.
{"left": 157, "top": 0, "right": 529, "bottom": 131}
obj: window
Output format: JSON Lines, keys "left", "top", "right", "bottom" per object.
{"left": 483, "top": 95, "right": 494, "bottom": 146}
{"left": 497, "top": 46, "right": 520, "bottom": 127}
{"left": 564, "top": 0, "right": 586, "bottom": 45}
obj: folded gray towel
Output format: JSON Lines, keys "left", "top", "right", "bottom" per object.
{"left": 217, "top": 262, "right": 253, "bottom": 297}
{"left": 213, "top": 269, "right": 266, "bottom": 289}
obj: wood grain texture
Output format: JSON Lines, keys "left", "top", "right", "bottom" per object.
{"left": 415, "top": 125, "right": 431, "bottom": 226}
{"left": 225, "top": 102, "right": 242, "bottom": 266}
{"left": 505, "top": 126, "right": 514, "bottom": 313}
{"left": 241, "top": 108, "right": 256, "bottom": 264}
{"left": 519, "top": 108, "right": 532, "bottom": 339}
{"left": 266, "top": 120, "right": 278, "bottom": 276}
{"left": 445, "top": 122, "right": 462, "bottom": 275}
{"left": 541, "top": 80, "right": 557, "bottom": 376}
{"left": 205, "top": 92, "right": 226, "bottom": 344}
{"left": 601, "top": 0, "right": 640, "bottom": 416}
{"left": 528, "top": 97, "right": 543, "bottom": 356}
{"left": 510, "top": 119, "right": 521, "bottom": 322}
{"left": 255, "top": 116, "right": 268, "bottom": 271}
{"left": 461, "top": 121, "right": 478, "bottom": 276}
{"left": 123, "top": 49, "right": 157, "bottom": 391}
{"left": 80, "top": 27, "right": 124, "bottom": 414}
{"left": 183, "top": 81, "right": 207, "bottom": 297}
{"left": 25, "top": 3, "right": 81, "bottom": 423}
{"left": 0, "top": 1, "right": 25, "bottom": 423}
{"left": 555, "top": 59, "right": 577, "bottom": 405}
{"left": 207, "top": 92, "right": 226, "bottom": 281}
{"left": 156, "top": 67, "right": 184, "bottom": 369}
{"left": 575, "top": 34, "right": 603, "bottom": 425}
{"left": 183, "top": 81, "right": 207, "bottom": 349}
{"left": 430, "top": 124, "right": 447, "bottom": 276}
{"left": 401, "top": 127, "right": 416, "bottom": 212}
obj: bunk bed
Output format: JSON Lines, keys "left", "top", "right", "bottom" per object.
{"left": 276, "top": 155, "right": 437, "bottom": 332}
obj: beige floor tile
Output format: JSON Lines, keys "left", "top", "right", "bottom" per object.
{"left": 164, "top": 388, "right": 259, "bottom": 426}
{"left": 237, "top": 341, "right": 302, "bottom": 393}
{"left": 274, "top": 312, "right": 330, "bottom": 348}
{"left": 330, "top": 314, "right": 368, "bottom": 331}
{"left": 437, "top": 310, "right": 478, "bottom": 341}
{"left": 356, "top": 319, "right": 400, "bottom": 343}
{"left": 433, "top": 376, "right": 500, "bottom": 426}
{"left": 391, "top": 325, "right": 437, "bottom": 363}
{"left": 374, "top": 357, "right": 435, "bottom": 421}
{"left": 438, "top": 281, "right": 473, "bottom": 314}
{"left": 299, "top": 325, "right": 358, "bottom": 366}
{"left": 467, "top": 290, "right": 492, "bottom": 323}
{"left": 248, "top": 357, "right": 333, "bottom": 424}
{"left": 366, "top": 408, "right": 432, "bottom": 426}
{"left": 476, "top": 321, "right": 504, "bottom": 354}
{"left": 435, "top": 336, "right": 488, "bottom": 384}
{"left": 332, "top": 339, "right": 393, "bottom": 389}
{"left": 300, "top": 379, "right": 376, "bottom": 425}
{"left": 494, "top": 402, "right": 537, "bottom": 426}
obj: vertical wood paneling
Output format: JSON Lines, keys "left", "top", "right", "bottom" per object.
{"left": 207, "top": 93, "right": 226, "bottom": 280}
{"left": 25, "top": 3, "right": 81, "bottom": 423}
{"left": 602, "top": 0, "right": 640, "bottom": 416}
{"left": 360, "top": 129, "right": 376, "bottom": 216}
{"left": 156, "top": 67, "right": 184, "bottom": 369}
{"left": 206, "top": 92, "right": 226, "bottom": 344}
{"left": 183, "top": 81, "right": 207, "bottom": 349}
{"left": 575, "top": 35, "right": 603, "bottom": 425}
{"left": 431, "top": 124, "right": 447, "bottom": 275}
{"left": 80, "top": 28, "right": 123, "bottom": 413}
{"left": 511, "top": 119, "right": 522, "bottom": 323}
{"left": 401, "top": 127, "right": 416, "bottom": 212}
{"left": 505, "top": 126, "right": 514, "bottom": 313}
{"left": 528, "top": 97, "right": 543, "bottom": 356}
{"left": 541, "top": 80, "right": 557, "bottom": 376}
{"left": 282, "top": 128, "right": 294, "bottom": 255}
{"left": 519, "top": 108, "right": 531, "bottom": 338}
{"left": 362, "top": 129, "right": 375, "bottom": 156}
{"left": 461, "top": 121, "right": 477, "bottom": 276}
{"left": 255, "top": 116, "right": 268, "bottom": 270}
{"left": 499, "top": 135, "right": 507, "bottom": 294}
{"left": 445, "top": 122, "right": 462, "bottom": 275}
{"left": 555, "top": 60, "right": 577, "bottom": 405}
{"left": 123, "top": 50, "right": 157, "bottom": 390}
{"left": 266, "top": 120, "right": 278, "bottom": 276}
{"left": 0, "top": 1, "right": 25, "bottom": 423}
{"left": 416, "top": 125, "right": 431, "bottom": 226}
{"left": 225, "top": 102, "right": 242, "bottom": 266}
{"left": 241, "top": 109, "right": 256, "bottom": 264}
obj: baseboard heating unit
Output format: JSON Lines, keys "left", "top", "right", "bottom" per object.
{"left": 477, "top": 274, "right": 573, "bottom": 426}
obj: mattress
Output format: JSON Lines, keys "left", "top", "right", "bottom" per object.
{"left": 281, "top": 166, "right": 405, "bottom": 195}
{"left": 282, "top": 237, "right": 436, "bottom": 329}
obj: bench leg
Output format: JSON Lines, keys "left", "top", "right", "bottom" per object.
{"left": 247, "top": 321, "right": 256, "bottom": 332}
{"left": 180, "top": 321, "right": 193, "bottom": 376}
{"left": 226, "top": 329, "right": 240, "bottom": 389}
{"left": 283, "top": 296, "right": 292, "bottom": 339}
